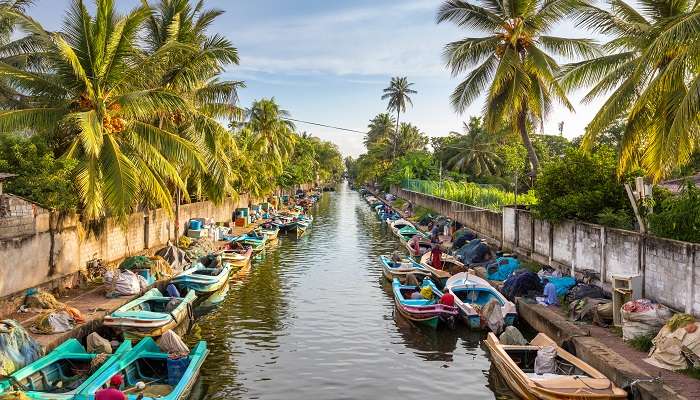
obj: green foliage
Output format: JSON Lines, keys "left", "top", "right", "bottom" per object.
{"left": 384, "top": 151, "right": 438, "bottom": 188}
{"left": 532, "top": 147, "right": 633, "bottom": 224}
{"left": 596, "top": 208, "right": 634, "bottom": 230}
{"left": 627, "top": 335, "right": 654, "bottom": 353}
{"left": 403, "top": 179, "right": 536, "bottom": 211}
{"left": 648, "top": 182, "right": 700, "bottom": 243}
{"left": 0, "top": 135, "right": 78, "bottom": 211}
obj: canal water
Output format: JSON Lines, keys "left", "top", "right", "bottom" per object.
{"left": 187, "top": 183, "right": 515, "bottom": 399}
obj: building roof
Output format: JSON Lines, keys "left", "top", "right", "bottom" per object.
{"left": 658, "top": 173, "right": 700, "bottom": 193}
{"left": 0, "top": 173, "right": 17, "bottom": 181}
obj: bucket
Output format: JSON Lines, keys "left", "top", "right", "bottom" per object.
{"left": 189, "top": 219, "right": 202, "bottom": 230}
{"left": 167, "top": 357, "right": 190, "bottom": 385}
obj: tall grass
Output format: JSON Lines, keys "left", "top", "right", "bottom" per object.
{"left": 402, "top": 179, "right": 536, "bottom": 211}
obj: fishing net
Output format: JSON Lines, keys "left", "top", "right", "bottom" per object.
{"left": 185, "top": 238, "right": 215, "bottom": 261}
{"left": 24, "top": 290, "right": 64, "bottom": 310}
{"left": 148, "top": 256, "right": 175, "bottom": 280}
{"left": 0, "top": 392, "right": 31, "bottom": 400}
{"left": 120, "top": 256, "right": 153, "bottom": 270}
{"left": 0, "top": 320, "right": 42, "bottom": 375}
{"left": 667, "top": 313, "right": 696, "bottom": 332}
{"left": 31, "top": 311, "right": 74, "bottom": 334}
{"left": 90, "top": 353, "right": 110, "bottom": 373}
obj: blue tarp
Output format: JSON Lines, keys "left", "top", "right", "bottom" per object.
{"left": 486, "top": 257, "right": 520, "bottom": 281}
{"left": 543, "top": 276, "right": 577, "bottom": 297}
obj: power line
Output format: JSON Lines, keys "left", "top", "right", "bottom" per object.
{"left": 282, "top": 117, "right": 367, "bottom": 134}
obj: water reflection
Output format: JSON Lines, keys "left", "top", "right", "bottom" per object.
{"left": 185, "top": 183, "right": 511, "bottom": 399}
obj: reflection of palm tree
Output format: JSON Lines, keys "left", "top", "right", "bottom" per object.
{"left": 560, "top": 0, "right": 696, "bottom": 181}
{"left": 382, "top": 77, "right": 416, "bottom": 159}
{"left": 437, "top": 0, "right": 598, "bottom": 177}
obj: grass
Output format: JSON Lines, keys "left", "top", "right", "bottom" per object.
{"left": 627, "top": 334, "right": 654, "bottom": 352}
{"left": 402, "top": 179, "right": 537, "bottom": 211}
{"left": 680, "top": 368, "right": 700, "bottom": 380}
{"left": 609, "top": 326, "right": 623, "bottom": 337}
{"left": 520, "top": 260, "right": 542, "bottom": 274}
{"left": 412, "top": 205, "right": 436, "bottom": 223}
{"left": 392, "top": 198, "right": 406, "bottom": 209}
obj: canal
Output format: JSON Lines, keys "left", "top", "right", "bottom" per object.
{"left": 187, "top": 183, "right": 515, "bottom": 399}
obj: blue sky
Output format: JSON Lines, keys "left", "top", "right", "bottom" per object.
{"left": 31, "top": 0, "right": 606, "bottom": 157}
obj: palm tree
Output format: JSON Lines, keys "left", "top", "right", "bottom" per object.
{"left": 559, "top": 0, "right": 698, "bottom": 181}
{"left": 395, "top": 123, "right": 429, "bottom": 154}
{"left": 437, "top": 0, "right": 599, "bottom": 177}
{"left": 243, "top": 98, "right": 297, "bottom": 173}
{"left": 142, "top": 0, "right": 244, "bottom": 202}
{"left": 364, "top": 113, "right": 395, "bottom": 149}
{"left": 0, "top": 0, "right": 202, "bottom": 221}
{"left": 444, "top": 118, "right": 502, "bottom": 176}
{"left": 382, "top": 76, "right": 416, "bottom": 159}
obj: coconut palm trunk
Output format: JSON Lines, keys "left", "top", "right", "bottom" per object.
{"left": 393, "top": 110, "right": 400, "bottom": 159}
{"left": 518, "top": 111, "right": 539, "bottom": 177}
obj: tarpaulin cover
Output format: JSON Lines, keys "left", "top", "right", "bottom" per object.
{"left": 544, "top": 276, "right": 577, "bottom": 297}
{"left": 499, "top": 326, "right": 528, "bottom": 345}
{"left": 565, "top": 283, "right": 610, "bottom": 303}
{"left": 453, "top": 229, "right": 477, "bottom": 249}
{"left": 0, "top": 320, "right": 41, "bottom": 375}
{"left": 502, "top": 271, "right": 543, "bottom": 301}
{"left": 486, "top": 257, "right": 520, "bottom": 281}
{"left": 86, "top": 332, "right": 112, "bottom": 354}
{"left": 156, "top": 242, "right": 189, "bottom": 273}
{"left": 455, "top": 239, "right": 490, "bottom": 264}
{"left": 645, "top": 321, "right": 700, "bottom": 371}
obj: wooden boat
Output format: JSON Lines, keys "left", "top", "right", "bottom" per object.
{"left": 230, "top": 232, "right": 266, "bottom": 252}
{"left": 486, "top": 333, "right": 627, "bottom": 400}
{"left": 378, "top": 255, "right": 430, "bottom": 282}
{"left": 396, "top": 226, "right": 427, "bottom": 244}
{"left": 389, "top": 219, "right": 414, "bottom": 236}
{"left": 392, "top": 278, "right": 458, "bottom": 329}
{"left": 78, "top": 337, "right": 209, "bottom": 400}
{"left": 170, "top": 261, "right": 231, "bottom": 297}
{"left": 0, "top": 339, "right": 132, "bottom": 399}
{"left": 104, "top": 288, "right": 196, "bottom": 340}
{"left": 257, "top": 224, "right": 280, "bottom": 242}
{"left": 445, "top": 271, "right": 516, "bottom": 330}
{"left": 405, "top": 236, "right": 432, "bottom": 257}
{"left": 419, "top": 251, "right": 467, "bottom": 288}
{"left": 219, "top": 245, "right": 253, "bottom": 268}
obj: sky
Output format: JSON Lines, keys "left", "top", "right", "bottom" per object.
{"left": 30, "top": 0, "right": 608, "bottom": 157}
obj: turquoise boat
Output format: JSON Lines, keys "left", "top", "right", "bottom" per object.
{"left": 170, "top": 261, "right": 231, "bottom": 297}
{"left": 103, "top": 288, "right": 197, "bottom": 340}
{"left": 392, "top": 278, "right": 459, "bottom": 329}
{"left": 230, "top": 232, "right": 267, "bottom": 252}
{"left": 75, "top": 337, "right": 208, "bottom": 400}
{"left": 396, "top": 225, "right": 428, "bottom": 243}
{"left": 378, "top": 255, "right": 430, "bottom": 283}
{"left": 0, "top": 339, "right": 132, "bottom": 399}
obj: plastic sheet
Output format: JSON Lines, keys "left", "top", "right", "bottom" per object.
{"left": 0, "top": 320, "right": 42, "bottom": 375}
{"left": 486, "top": 257, "right": 520, "bottom": 281}
{"left": 31, "top": 311, "right": 74, "bottom": 334}
{"left": 481, "top": 299, "right": 504, "bottom": 334}
{"left": 499, "top": 326, "right": 528, "bottom": 345}
{"left": 105, "top": 269, "right": 143, "bottom": 296}
{"left": 544, "top": 276, "right": 576, "bottom": 297}
{"left": 86, "top": 332, "right": 112, "bottom": 354}
{"left": 534, "top": 346, "right": 557, "bottom": 374}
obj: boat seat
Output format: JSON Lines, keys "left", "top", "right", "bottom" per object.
{"left": 22, "top": 372, "right": 46, "bottom": 391}
{"left": 40, "top": 363, "right": 62, "bottom": 388}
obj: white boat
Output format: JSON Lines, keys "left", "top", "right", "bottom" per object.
{"left": 445, "top": 271, "right": 516, "bottom": 330}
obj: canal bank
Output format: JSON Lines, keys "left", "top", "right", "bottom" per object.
{"left": 370, "top": 186, "right": 698, "bottom": 400}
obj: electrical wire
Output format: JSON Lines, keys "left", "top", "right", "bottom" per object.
{"left": 281, "top": 117, "right": 367, "bottom": 134}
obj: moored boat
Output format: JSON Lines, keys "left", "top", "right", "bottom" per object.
{"left": 170, "top": 261, "right": 231, "bottom": 297}
{"left": 219, "top": 244, "right": 253, "bottom": 268}
{"left": 0, "top": 339, "right": 132, "bottom": 399}
{"left": 392, "top": 278, "right": 458, "bottom": 329}
{"left": 104, "top": 288, "right": 196, "bottom": 340}
{"left": 445, "top": 271, "right": 516, "bottom": 330}
{"left": 485, "top": 333, "right": 627, "bottom": 400}
{"left": 378, "top": 255, "right": 430, "bottom": 282}
{"left": 405, "top": 236, "right": 432, "bottom": 257}
{"left": 76, "top": 337, "right": 209, "bottom": 400}
{"left": 389, "top": 219, "right": 414, "bottom": 236}
{"left": 419, "top": 251, "right": 467, "bottom": 288}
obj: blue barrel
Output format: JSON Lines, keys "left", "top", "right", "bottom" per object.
{"left": 167, "top": 357, "right": 190, "bottom": 385}
{"left": 189, "top": 219, "right": 202, "bottom": 230}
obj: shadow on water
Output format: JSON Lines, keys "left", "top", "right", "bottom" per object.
{"left": 184, "top": 182, "right": 516, "bottom": 399}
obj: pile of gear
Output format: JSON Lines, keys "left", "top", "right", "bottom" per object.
{"left": 23, "top": 290, "right": 85, "bottom": 335}
{"left": 0, "top": 320, "right": 42, "bottom": 375}
{"left": 645, "top": 313, "right": 700, "bottom": 371}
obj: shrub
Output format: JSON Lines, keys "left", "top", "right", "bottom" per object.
{"left": 403, "top": 179, "right": 536, "bottom": 211}
{"left": 532, "top": 147, "right": 633, "bottom": 224}
{"left": 648, "top": 182, "right": 700, "bottom": 243}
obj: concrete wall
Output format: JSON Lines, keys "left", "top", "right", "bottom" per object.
{"left": 0, "top": 195, "right": 255, "bottom": 298}
{"left": 392, "top": 187, "right": 700, "bottom": 316}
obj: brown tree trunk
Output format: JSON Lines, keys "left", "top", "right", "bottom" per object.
{"left": 517, "top": 111, "right": 539, "bottom": 179}
{"left": 393, "top": 110, "right": 400, "bottom": 160}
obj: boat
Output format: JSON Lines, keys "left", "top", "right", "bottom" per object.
{"left": 389, "top": 219, "right": 414, "bottom": 236}
{"left": 445, "top": 271, "right": 516, "bottom": 330}
{"left": 419, "top": 251, "right": 467, "bottom": 288}
{"left": 405, "top": 236, "right": 432, "bottom": 257}
{"left": 170, "top": 261, "right": 231, "bottom": 297}
{"left": 378, "top": 255, "right": 430, "bottom": 283}
{"left": 485, "top": 333, "right": 627, "bottom": 399}
{"left": 229, "top": 232, "right": 266, "bottom": 252}
{"left": 392, "top": 277, "right": 458, "bottom": 329}
{"left": 257, "top": 224, "right": 280, "bottom": 242}
{"left": 0, "top": 339, "right": 132, "bottom": 399}
{"left": 218, "top": 244, "right": 253, "bottom": 268}
{"left": 77, "top": 337, "right": 209, "bottom": 400}
{"left": 103, "top": 288, "right": 196, "bottom": 340}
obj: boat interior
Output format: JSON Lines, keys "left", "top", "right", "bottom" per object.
{"left": 13, "top": 357, "right": 98, "bottom": 394}
{"left": 190, "top": 268, "right": 223, "bottom": 277}
{"left": 398, "top": 288, "right": 437, "bottom": 305}
{"left": 452, "top": 287, "right": 503, "bottom": 307}
{"left": 506, "top": 348, "right": 590, "bottom": 378}
{"left": 131, "top": 298, "right": 181, "bottom": 313}
{"left": 111, "top": 356, "right": 181, "bottom": 398}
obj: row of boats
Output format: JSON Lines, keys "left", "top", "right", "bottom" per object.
{"left": 362, "top": 190, "right": 628, "bottom": 400}
{"left": 0, "top": 200, "right": 318, "bottom": 399}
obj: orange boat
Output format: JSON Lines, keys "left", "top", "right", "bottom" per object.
{"left": 486, "top": 333, "right": 627, "bottom": 400}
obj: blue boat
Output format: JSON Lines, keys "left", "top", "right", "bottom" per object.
{"left": 0, "top": 339, "right": 132, "bottom": 399}
{"left": 378, "top": 255, "right": 430, "bottom": 283}
{"left": 170, "top": 261, "right": 231, "bottom": 297}
{"left": 445, "top": 272, "right": 517, "bottom": 330}
{"left": 229, "top": 231, "right": 267, "bottom": 252}
{"left": 392, "top": 278, "right": 459, "bottom": 329}
{"left": 75, "top": 337, "right": 208, "bottom": 400}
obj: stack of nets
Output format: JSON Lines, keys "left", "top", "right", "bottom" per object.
{"left": 119, "top": 256, "right": 153, "bottom": 270}
{"left": 24, "top": 290, "right": 85, "bottom": 335}
{"left": 185, "top": 237, "right": 214, "bottom": 260}
{"left": 148, "top": 256, "right": 175, "bottom": 280}
{"left": 0, "top": 320, "right": 42, "bottom": 375}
